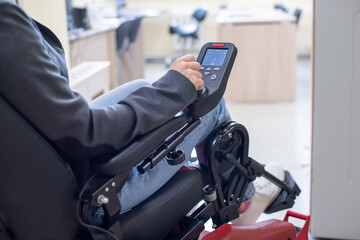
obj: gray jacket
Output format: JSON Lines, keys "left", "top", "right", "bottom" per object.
{"left": 0, "top": 1, "right": 196, "bottom": 168}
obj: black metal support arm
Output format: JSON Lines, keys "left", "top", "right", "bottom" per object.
{"left": 79, "top": 116, "right": 202, "bottom": 239}
{"left": 182, "top": 121, "right": 301, "bottom": 233}
{"left": 137, "top": 118, "right": 201, "bottom": 174}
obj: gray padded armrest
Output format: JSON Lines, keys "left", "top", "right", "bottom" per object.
{"left": 91, "top": 114, "right": 188, "bottom": 176}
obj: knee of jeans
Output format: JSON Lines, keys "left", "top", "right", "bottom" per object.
{"left": 132, "top": 79, "right": 151, "bottom": 86}
{"left": 243, "top": 182, "right": 255, "bottom": 202}
{"left": 209, "top": 98, "right": 231, "bottom": 128}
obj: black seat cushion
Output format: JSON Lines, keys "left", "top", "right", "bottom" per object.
{"left": 0, "top": 97, "right": 204, "bottom": 240}
{"left": 0, "top": 97, "right": 79, "bottom": 240}
{"left": 120, "top": 169, "right": 203, "bottom": 240}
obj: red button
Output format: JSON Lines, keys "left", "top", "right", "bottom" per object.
{"left": 212, "top": 43, "right": 225, "bottom": 47}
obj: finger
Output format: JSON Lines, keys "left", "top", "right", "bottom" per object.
{"left": 185, "top": 69, "right": 202, "bottom": 80}
{"left": 195, "top": 79, "right": 204, "bottom": 90}
{"left": 180, "top": 54, "right": 196, "bottom": 62}
{"left": 193, "top": 69, "right": 203, "bottom": 79}
{"left": 189, "top": 75, "right": 204, "bottom": 90}
{"left": 186, "top": 61, "right": 201, "bottom": 71}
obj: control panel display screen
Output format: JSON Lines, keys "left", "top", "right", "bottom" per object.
{"left": 201, "top": 49, "right": 228, "bottom": 66}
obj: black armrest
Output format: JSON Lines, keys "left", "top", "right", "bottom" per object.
{"left": 91, "top": 114, "right": 189, "bottom": 176}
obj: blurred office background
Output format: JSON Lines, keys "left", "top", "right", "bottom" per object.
{"left": 70, "top": 0, "right": 312, "bottom": 58}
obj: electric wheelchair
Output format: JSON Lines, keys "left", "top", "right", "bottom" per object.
{"left": 0, "top": 43, "right": 308, "bottom": 240}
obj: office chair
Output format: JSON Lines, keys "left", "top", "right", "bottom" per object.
{"left": 115, "top": 16, "right": 144, "bottom": 85}
{"left": 169, "top": 8, "right": 207, "bottom": 55}
{"left": 116, "top": 16, "right": 143, "bottom": 53}
{"left": 274, "top": 4, "right": 302, "bottom": 25}
{"left": 293, "top": 8, "right": 302, "bottom": 25}
{"left": 274, "top": 4, "right": 289, "bottom": 13}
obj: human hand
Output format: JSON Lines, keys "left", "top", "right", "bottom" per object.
{"left": 171, "top": 55, "right": 204, "bottom": 90}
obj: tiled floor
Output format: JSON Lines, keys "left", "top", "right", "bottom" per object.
{"left": 145, "top": 57, "right": 313, "bottom": 236}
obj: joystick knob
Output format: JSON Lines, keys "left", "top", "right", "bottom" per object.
{"left": 197, "top": 86, "right": 208, "bottom": 100}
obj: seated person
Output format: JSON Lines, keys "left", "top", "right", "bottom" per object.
{"left": 0, "top": 0, "right": 284, "bottom": 227}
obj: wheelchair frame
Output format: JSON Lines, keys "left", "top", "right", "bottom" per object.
{"left": 79, "top": 119, "right": 303, "bottom": 240}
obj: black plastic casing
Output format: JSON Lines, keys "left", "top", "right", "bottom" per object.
{"left": 188, "top": 42, "right": 237, "bottom": 119}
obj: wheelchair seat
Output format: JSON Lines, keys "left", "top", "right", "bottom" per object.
{"left": 0, "top": 96, "right": 203, "bottom": 240}
{"left": 0, "top": 97, "right": 79, "bottom": 239}
{"left": 119, "top": 169, "right": 202, "bottom": 240}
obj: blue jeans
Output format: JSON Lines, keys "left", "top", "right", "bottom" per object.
{"left": 89, "top": 79, "right": 255, "bottom": 220}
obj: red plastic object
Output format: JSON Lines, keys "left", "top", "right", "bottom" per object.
{"left": 283, "top": 211, "right": 311, "bottom": 240}
{"left": 179, "top": 166, "right": 198, "bottom": 171}
{"left": 200, "top": 219, "right": 297, "bottom": 240}
{"left": 212, "top": 43, "right": 225, "bottom": 47}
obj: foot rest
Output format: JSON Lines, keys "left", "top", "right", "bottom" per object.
{"left": 265, "top": 171, "right": 301, "bottom": 214}
{"left": 200, "top": 219, "right": 296, "bottom": 240}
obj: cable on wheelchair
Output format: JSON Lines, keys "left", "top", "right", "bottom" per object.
{"left": 77, "top": 174, "right": 120, "bottom": 240}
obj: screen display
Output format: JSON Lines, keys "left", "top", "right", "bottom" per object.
{"left": 201, "top": 49, "right": 228, "bottom": 66}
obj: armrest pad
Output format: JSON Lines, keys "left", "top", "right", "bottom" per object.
{"left": 91, "top": 114, "right": 188, "bottom": 176}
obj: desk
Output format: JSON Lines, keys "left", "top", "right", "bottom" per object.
{"left": 69, "top": 25, "right": 117, "bottom": 89}
{"left": 69, "top": 17, "right": 145, "bottom": 89}
{"left": 217, "top": 8, "right": 296, "bottom": 102}
{"left": 69, "top": 61, "right": 110, "bottom": 101}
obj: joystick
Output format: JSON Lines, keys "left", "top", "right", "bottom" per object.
{"left": 197, "top": 86, "right": 208, "bottom": 100}
{"left": 188, "top": 42, "right": 237, "bottom": 119}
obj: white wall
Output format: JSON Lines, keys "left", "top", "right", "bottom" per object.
{"left": 312, "top": 0, "right": 360, "bottom": 239}
{"left": 21, "top": 0, "right": 70, "bottom": 65}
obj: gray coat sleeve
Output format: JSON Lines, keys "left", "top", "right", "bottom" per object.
{"left": 0, "top": 1, "right": 197, "bottom": 162}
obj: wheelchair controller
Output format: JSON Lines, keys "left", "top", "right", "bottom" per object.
{"left": 135, "top": 42, "right": 237, "bottom": 172}
{"left": 188, "top": 42, "right": 237, "bottom": 119}
{"left": 90, "top": 42, "right": 237, "bottom": 176}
